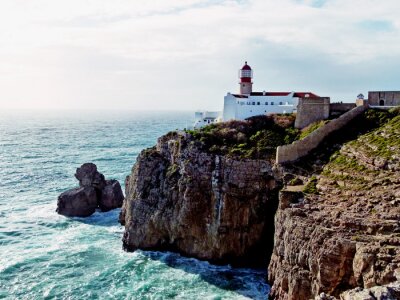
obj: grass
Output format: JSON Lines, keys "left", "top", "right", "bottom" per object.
{"left": 347, "top": 114, "right": 400, "bottom": 160}
{"left": 316, "top": 108, "right": 400, "bottom": 191}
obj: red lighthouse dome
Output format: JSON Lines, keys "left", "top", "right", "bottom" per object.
{"left": 238, "top": 61, "right": 253, "bottom": 94}
{"left": 241, "top": 61, "right": 252, "bottom": 70}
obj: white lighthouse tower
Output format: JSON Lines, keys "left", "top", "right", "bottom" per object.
{"left": 239, "top": 61, "right": 253, "bottom": 94}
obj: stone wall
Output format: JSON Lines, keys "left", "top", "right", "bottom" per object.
{"left": 329, "top": 102, "right": 355, "bottom": 117}
{"left": 295, "top": 97, "right": 330, "bottom": 129}
{"left": 276, "top": 105, "right": 367, "bottom": 164}
{"left": 368, "top": 91, "right": 400, "bottom": 106}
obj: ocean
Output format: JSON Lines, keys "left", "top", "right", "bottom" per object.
{"left": 0, "top": 110, "right": 269, "bottom": 300}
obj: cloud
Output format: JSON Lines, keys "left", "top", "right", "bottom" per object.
{"left": 0, "top": 0, "right": 399, "bottom": 110}
{"left": 358, "top": 20, "right": 394, "bottom": 32}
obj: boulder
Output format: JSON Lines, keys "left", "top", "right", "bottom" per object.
{"left": 57, "top": 163, "right": 125, "bottom": 217}
{"left": 75, "top": 163, "right": 105, "bottom": 190}
{"left": 99, "top": 180, "right": 124, "bottom": 212}
{"left": 56, "top": 187, "right": 98, "bottom": 217}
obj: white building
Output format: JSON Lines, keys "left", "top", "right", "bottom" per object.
{"left": 193, "top": 111, "right": 222, "bottom": 128}
{"left": 194, "top": 62, "right": 319, "bottom": 128}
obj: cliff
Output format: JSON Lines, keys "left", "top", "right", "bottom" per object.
{"left": 268, "top": 110, "right": 400, "bottom": 299}
{"left": 120, "top": 109, "right": 400, "bottom": 299}
{"left": 120, "top": 115, "right": 301, "bottom": 266}
{"left": 121, "top": 133, "right": 280, "bottom": 266}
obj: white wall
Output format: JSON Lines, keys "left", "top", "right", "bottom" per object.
{"left": 223, "top": 94, "right": 298, "bottom": 120}
{"left": 222, "top": 94, "right": 237, "bottom": 121}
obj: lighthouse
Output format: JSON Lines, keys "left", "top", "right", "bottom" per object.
{"left": 195, "top": 61, "right": 321, "bottom": 128}
{"left": 239, "top": 61, "right": 253, "bottom": 94}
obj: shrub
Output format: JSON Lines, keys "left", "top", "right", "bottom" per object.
{"left": 303, "top": 176, "right": 318, "bottom": 194}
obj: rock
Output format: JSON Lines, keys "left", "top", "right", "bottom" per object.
{"left": 75, "top": 163, "right": 105, "bottom": 190}
{"left": 268, "top": 113, "right": 400, "bottom": 299}
{"left": 57, "top": 163, "right": 124, "bottom": 217}
{"left": 340, "top": 281, "right": 400, "bottom": 300}
{"left": 99, "top": 180, "right": 124, "bottom": 212}
{"left": 121, "top": 132, "right": 280, "bottom": 266}
{"left": 56, "top": 187, "right": 97, "bottom": 217}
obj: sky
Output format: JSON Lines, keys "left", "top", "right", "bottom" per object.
{"left": 0, "top": 0, "right": 399, "bottom": 111}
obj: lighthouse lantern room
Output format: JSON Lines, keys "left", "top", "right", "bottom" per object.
{"left": 239, "top": 61, "right": 253, "bottom": 94}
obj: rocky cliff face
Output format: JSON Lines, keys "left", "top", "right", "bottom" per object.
{"left": 121, "top": 131, "right": 281, "bottom": 266}
{"left": 120, "top": 110, "right": 399, "bottom": 299}
{"left": 268, "top": 114, "right": 400, "bottom": 299}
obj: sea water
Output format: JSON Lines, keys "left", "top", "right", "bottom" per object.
{"left": 0, "top": 110, "right": 269, "bottom": 299}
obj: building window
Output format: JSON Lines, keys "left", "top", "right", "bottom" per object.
{"left": 252, "top": 102, "right": 255, "bottom": 105}
{"left": 257, "top": 102, "right": 260, "bottom": 105}
{"left": 265, "top": 102, "right": 268, "bottom": 105}
{"left": 271, "top": 102, "right": 274, "bottom": 105}
{"left": 279, "top": 102, "right": 283, "bottom": 105}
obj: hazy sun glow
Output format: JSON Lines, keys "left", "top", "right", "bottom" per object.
{"left": 0, "top": 0, "right": 399, "bottom": 111}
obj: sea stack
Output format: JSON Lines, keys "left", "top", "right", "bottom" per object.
{"left": 57, "top": 163, "right": 124, "bottom": 217}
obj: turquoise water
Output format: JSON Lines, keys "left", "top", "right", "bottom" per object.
{"left": 0, "top": 111, "right": 269, "bottom": 299}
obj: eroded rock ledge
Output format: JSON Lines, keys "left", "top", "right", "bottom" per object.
{"left": 120, "top": 132, "right": 281, "bottom": 266}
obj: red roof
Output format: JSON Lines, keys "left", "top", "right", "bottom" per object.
{"left": 250, "top": 92, "right": 290, "bottom": 96}
{"left": 293, "top": 92, "right": 319, "bottom": 98}
{"left": 241, "top": 61, "right": 251, "bottom": 70}
{"left": 232, "top": 92, "right": 320, "bottom": 98}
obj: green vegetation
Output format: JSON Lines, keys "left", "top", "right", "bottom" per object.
{"left": 318, "top": 108, "right": 400, "bottom": 191}
{"left": 347, "top": 112, "right": 400, "bottom": 160}
{"left": 326, "top": 152, "right": 368, "bottom": 173}
{"left": 185, "top": 114, "right": 300, "bottom": 158}
{"left": 299, "top": 120, "right": 329, "bottom": 140}
{"left": 288, "top": 177, "right": 303, "bottom": 186}
{"left": 303, "top": 176, "right": 318, "bottom": 194}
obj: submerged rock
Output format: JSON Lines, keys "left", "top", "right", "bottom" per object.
{"left": 56, "top": 187, "right": 97, "bottom": 217}
{"left": 99, "top": 180, "right": 124, "bottom": 212}
{"left": 57, "top": 163, "right": 124, "bottom": 217}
